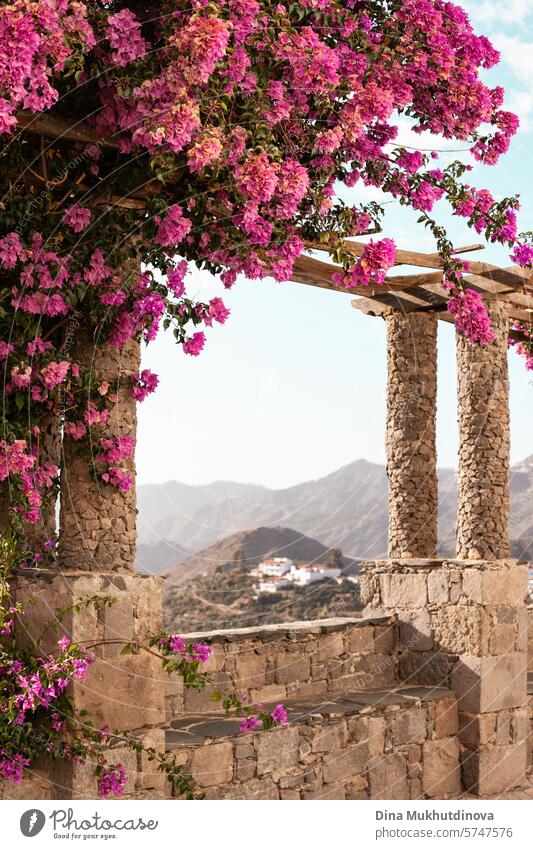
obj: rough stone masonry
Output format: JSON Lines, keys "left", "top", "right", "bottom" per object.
{"left": 363, "top": 302, "right": 527, "bottom": 796}
{"left": 385, "top": 311, "right": 438, "bottom": 559}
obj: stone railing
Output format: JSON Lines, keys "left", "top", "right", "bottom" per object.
{"left": 165, "top": 684, "right": 460, "bottom": 799}
{"left": 165, "top": 616, "right": 399, "bottom": 722}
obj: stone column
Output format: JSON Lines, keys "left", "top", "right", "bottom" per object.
{"left": 7, "top": 322, "right": 167, "bottom": 800}
{"left": 456, "top": 301, "right": 510, "bottom": 560}
{"left": 362, "top": 301, "right": 527, "bottom": 796}
{"left": 386, "top": 311, "right": 438, "bottom": 558}
{"left": 59, "top": 328, "right": 139, "bottom": 572}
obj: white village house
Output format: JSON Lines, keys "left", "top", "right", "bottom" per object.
{"left": 256, "top": 576, "right": 293, "bottom": 594}
{"left": 252, "top": 557, "right": 294, "bottom": 577}
{"left": 290, "top": 562, "right": 342, "bottom": 586}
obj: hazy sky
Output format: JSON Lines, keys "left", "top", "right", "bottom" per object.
{"left": 136, "top": 2, "right": 533, "bottom": 489}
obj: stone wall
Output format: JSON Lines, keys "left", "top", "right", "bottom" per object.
{"left": 166, "top": 617, "right": 399, "bottom": 722}
{"left": 362, "top": 558, "right": 528, "bottom": 795}
{"left": 3, "top": 569, "right": 166, "bottom": 800}
{"left": 166, "top": 685, "right": 460, "bottom": 799}
{"left": 3, "top": 600, "right": 531, "bottom": 801}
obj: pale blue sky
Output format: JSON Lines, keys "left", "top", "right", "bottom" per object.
{"left": 137, "top": 2, "right": 532, "bottom": 488}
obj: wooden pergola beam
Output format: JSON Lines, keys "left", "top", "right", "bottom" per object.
{"left": 306, "top": 239, "right": 528, "bottom": 292}
{"left": 16, "top": 110, "right": 119, "bottom": 150}
{"left": 291, "top": 250, "right": 531, "bottom": 332}
{"left": 10, "top": 110, "right": 533, "bottom": 331}
{"left": 306, "top": 239, "right": 485, "bottom": 269}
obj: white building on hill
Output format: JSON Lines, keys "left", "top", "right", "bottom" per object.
{"left": 256, "top": 557, "right": 294, "bottom": 577}
{"left": 257, "top": 576, "right": 293, "bottom": 594}
{"left": 290, "top": 562, "right": 342, "bottom": 586}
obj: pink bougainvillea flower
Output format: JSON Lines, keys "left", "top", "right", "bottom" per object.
{"left": 63, "top": 205, "right": 91, "bottom": 233}
{"left": 41, "top": 361, "right": 69, "bottom": 390}
{"left": 97, "top": 763, "right": 127, "bottom": 797}
{"left": 271, "top": 703, "right": 288, "bottom": 726}
{"left": 240, "top": 715, "right": 262, "bottom": 734}
{"left": 182, "top": 332, "right": 206, "bottom": 356}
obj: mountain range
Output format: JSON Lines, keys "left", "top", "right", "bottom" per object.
{"left": 136, "top": 455, "right": 533, "bottom": 576}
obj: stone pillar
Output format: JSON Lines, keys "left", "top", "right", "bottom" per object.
{"left": 59, "top": 329, "right": 139, "bottom": 572}
{"left": 361, "top": 558, "right": 528, "bottom": 796}
{"left": 363, "top": 302, "right": 527, "bottom": 796}
{"left": 385, "top": 311, "right": 438, "bottom": 558}
{"left": 456, "top": 301, "right": 510, "bottom": 560}
{"left": 9, "top": 569, "right": 166, "bottom": 800}
{"left": 4, "top": 319, "right": 167, "bottom": 801}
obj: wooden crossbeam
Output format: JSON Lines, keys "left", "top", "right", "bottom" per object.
{"left": 306, "top": 239, "right": 528, "bottom": 292}
{"left": 9, "top": 110, "right": 533, "bottom": 323}
{"left": 290, "top": 255, "right": 444, "bottom": 296}
{"left": 350, "top": 273, "right": 532, "bottom": 325}
{"left": 16, "top": 110, "right": 118, "bottom": 149}
{"left": 306, "top": 239, "right": 485, "bottom": 270}
{"left": 289, "top": 250, "right": 531, "bottom": 334}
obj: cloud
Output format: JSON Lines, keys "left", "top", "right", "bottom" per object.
{"left": 462, "top": 0, "right": 532, "bottom": 26}
{"left": 483, "top": 33, "right": 533, "bottom": 129}
{"left": 491, "top": 34, "right": 533, "bottom": 86}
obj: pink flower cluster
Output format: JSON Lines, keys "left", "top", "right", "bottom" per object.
{"left": 0, "top": 440, "right": 58, "bottom": 523}
{"left": 106, "top": 9, "right": 146, "bottom": 68}
{"left": 446, "top": 287, "right": 495, "bottom": 347}
{"left": 98, "top": 763, "right": 128, "bottom": 797}
{"left": 0, "top": 632, "right": 95, "bottom": 730}
{"left": 332, "top": 239, "right": 396, "bottom": 288}
{"left": 0, "top": 752, "right": 30, "bottom": 784}
{"left": 156, "top": 205, "right": 192, "bottom": 247}
{"left": 183, "top": 332, "right": 205, "bottom": 357}
{"left": 63, "top": 205, "right": 91, "bottom": 233}
{"left": 239, "top": 703, "right": 288, "bottom": 734}
{"left": 131, "top": 369, "right": 159, "bottom": 402}
{"left": 165, "top": 634, "right": 212, "bottom": 663}
{"left": 96, "top": 436, "right": 135, "bottom": 491}
{"left": 511, "top": 244, "right": 533, "bottom": 268}
{"left": 0, "top": 1, "right": 95, "bottom": 133}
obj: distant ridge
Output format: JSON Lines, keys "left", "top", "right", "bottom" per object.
{"left": 137, "top": 455, "right": 533, "bottom": 573}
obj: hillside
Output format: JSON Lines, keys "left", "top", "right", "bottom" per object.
{"left": 163, "top": 562, "right": 363, "bottom": 632}
{"left": 137, "top": 455, "right": 533, "bottom": 573}
{"left": 163, "top": 525, "right": 360, "bottom": 587}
